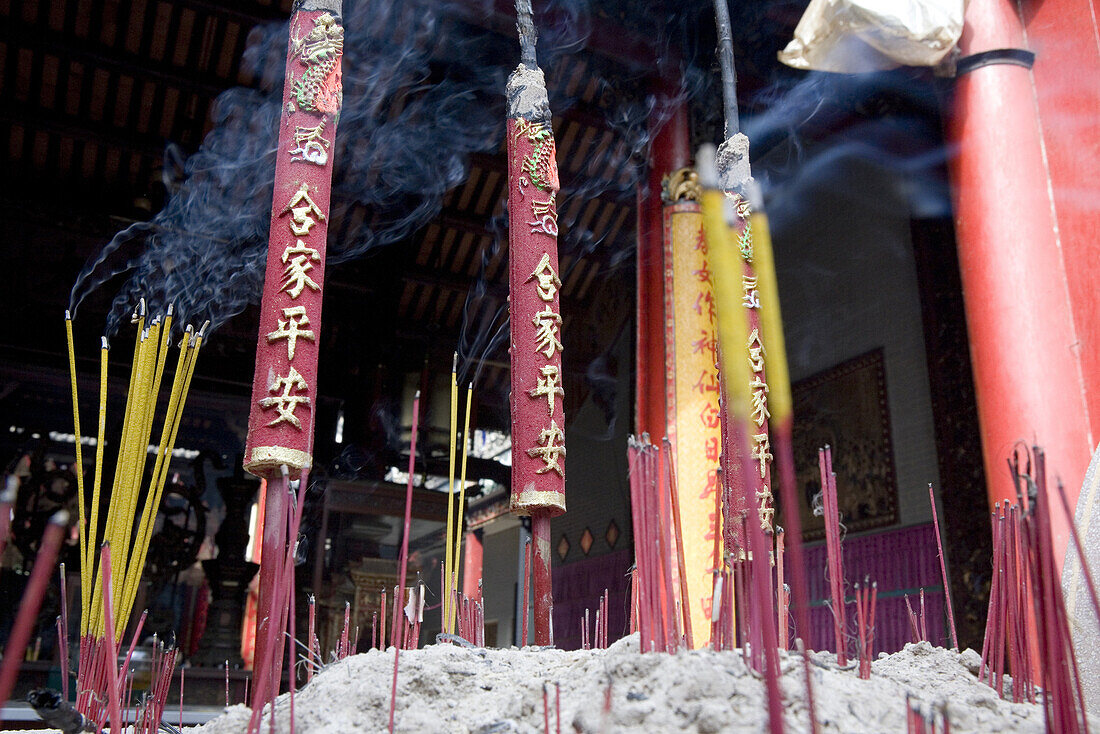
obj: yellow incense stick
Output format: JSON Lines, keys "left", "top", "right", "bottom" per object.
{"left": 118, "top": 324, "right": 191, "bottom": 625}
{"left": 745, "top": 187, "right": 791, "bottom": 424}
{"left": 452, "top": 383, "right": 473, "bottom": 603}
{"left": 82, "top": 337, "right": 109, "bottom": 635}
{"left": 64, "top": 313, "right": 89, "bottom": 626}
{"left": 444, "top": 353, "right": 458, "bottom": 633}
{"left": 119, "top": 324, "right": 204, "bottom": 634}
{"left": 700, "top": 188, "right": 754, "bottom": 422}
{"left": 120, "top": 315, "right": 169, "bottom": 578}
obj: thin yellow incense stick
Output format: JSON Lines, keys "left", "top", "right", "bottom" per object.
{"left": 120, "top": 314, "right": 170, "bottom": 577}
{"left": 452, "top": 383, "right": 473, "bottom": 602}
{"left": 700, "top": 176, "right": 753, "bottom": 422}
{"left": 118, "top": 323, "right": 190, "bottom": 624}
{"left": 119, "top": 322, "right": 205, "bottom": 634}
{"left": 444, "top": 353, "right": 458, "bottom": 633}
{"left": 82, "top": 337, "right": 109, "bottom": 635}
{"left": 91, "top": 312, "right": 146, "bottom": 637}
{"left": 110, "top": 326, "right": 155, "bottom": 614}
{"left": 64, "top": 313, "right": 89, "bottom": 626}
{"left": 745, "top": 189, "right": 791, "bottom": 424}
{"left": 119, "top": 323, "right": 205, "bottom": 633}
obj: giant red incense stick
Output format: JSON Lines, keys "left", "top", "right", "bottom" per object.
{"left": 507, "top": 0, "right": 566, "bottom": 647}
{"left": 243, "top": 0, "right": 343, "bottom": 706}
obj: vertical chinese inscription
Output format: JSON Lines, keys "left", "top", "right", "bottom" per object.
{"left": 738, "top": 199, "right": 773, "bottom": 533}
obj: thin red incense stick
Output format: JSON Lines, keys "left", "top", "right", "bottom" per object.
{"left": 0, "top": 510, "right": 66, "bottom": 712}
{"left": 523, "top": 536, "right": 532, "bottom": 646}
{"left": 380, "top": 588, "right": 387, "bottom": 651}
{"left": 919, "top": 588, "right": 927, "bottom": 644}
{"left": 59, "top": 563, "right": 70, "bottom": 702}
{"left": 928, "top": 484, "right": 958, "bottom": 649}
{"left": 307, "top": 594, "right": 317, "bottom": 680}
{"left": 341, "top": 601, "right": 351, "bottom": 659}
{"left": 179, "top": 667, "right": 185, "bottom": 730}
{"left": 100, "top": 545, "right": 123, "bottom": 734}
{"left": 389, "top": 390, "right": 420, "bottom": 733}
{"left": 555, "top": 682, "right": 561, "bottom": 734}
{"left": 904, "top": 594, "right": 920, "bottom": 643}
{"left": 979, "top": 508, "right": 1002, "bottom": 680}
{"left": 627, "top": 440, "right": 649, "bottom": 651}
{"left": 662, "top": 437, "right": 693, "bottom": 648}
{"left": 776, "top": 529, "right": 787, "bottom": 651}
{"left": 819, "top": 447, "right": 846, "bottom": 664}
{"left": 543, "top": 682, "right": 550, "bottom": 734}
{"left": 855, "top": 582, "right": 866, "bottom": 677}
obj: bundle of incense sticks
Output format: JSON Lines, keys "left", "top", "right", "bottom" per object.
{"left": 246, "top": 469, "right": 308, "bottom": 734}
{"left": 454, "top": 586, "right": 485, "bottom": 647}
{"left": 443, "top": 356, "right": 474, "bottom": 636}
{"left": 64, "top": 304, "right": 204, "bottom": 723}
{"left": 974, "top": 444, "right": 1098, "bottom": 733}
{"left": 905, "top": 697, "right": 951, "bottom": 734}
{"left": 818, "top": 445, "right": 847, "bottom": 664}
{"left": 853, "top": 578, "right": 877, "bottom": 679}
{"left": 979, "top": 502, "right": 1032, "bottom": 700}
{"left": 626, "top": 435, "right": 688, "bottom": 653}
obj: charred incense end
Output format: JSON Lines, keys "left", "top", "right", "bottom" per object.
{"left": 506, "top": 64, "right": 551, "bottom": 123}
{"left": 716, "top": 133, "right": 752, "bottom": 197}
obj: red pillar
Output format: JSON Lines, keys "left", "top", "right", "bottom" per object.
{"left": 636, "top": 89, "right": 690, "bottom": 438}
{"left": 946, "top": 0, "right": 1093, "bottom": 565}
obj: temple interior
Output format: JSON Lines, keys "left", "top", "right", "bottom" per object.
{"left": 1, "top": 0, "right": 1097, "bottom": 724}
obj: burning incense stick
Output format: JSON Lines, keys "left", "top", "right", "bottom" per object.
{"left": 507, "top": 0, "right": 567, "bottom": 647}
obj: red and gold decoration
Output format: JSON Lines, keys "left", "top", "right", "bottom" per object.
{"left": 507, "top": 0, "right": 565, "bottom": 646}
{"left": 244, "top": 2, "right": 343, "bottom": 482}
{"left": 241, "top": 2, "right": 342, "bottom": 727}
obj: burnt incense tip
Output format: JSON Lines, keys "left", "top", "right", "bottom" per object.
{"left": 49, "top": 509, "right": 69, "bottom": 526}
{"left": 506, "top": 64, "right": 550, "bottom": 122}
{"left": 100, "top": 336, "right": 109, "bottom": 350}
{"left": 452, "top": 352, "right": 458, "bottom": 372}
{"left": 167, "top": 303, "right": 175, "bottom": 317}
{"left": 716, "top": 133, "right": 752, "bottom": 195}
{"left": 281, "top": 464, "right": 290, "bottom": 479}
{"left": 198, "top": 320, "right": 210, "bottom": 338}
{"left": 414, "top": 389, "right": 421, "bottom": 399}
{"left": 64, "top": 309, "right": 71, "bottom": 321}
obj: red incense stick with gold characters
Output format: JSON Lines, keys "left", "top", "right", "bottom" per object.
{"left": 241, "top": 0, "right": 343, "bottom": 720}
{"left": 507, "top": 0, "right": 566, "bottom": 647}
